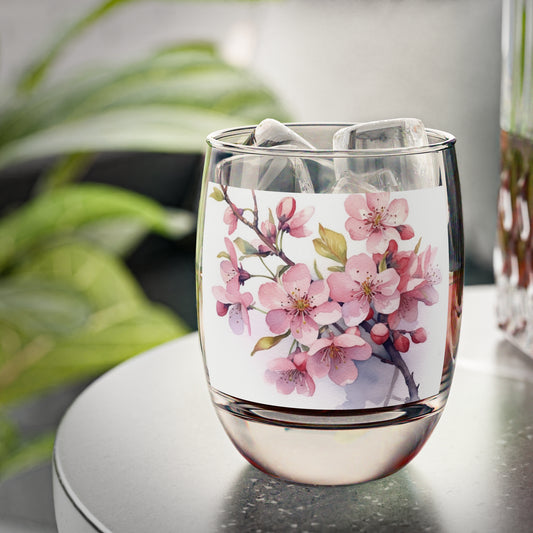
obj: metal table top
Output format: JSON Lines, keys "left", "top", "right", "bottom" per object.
{"left": 53, "top": 285, "right": 533, "bottom": 532}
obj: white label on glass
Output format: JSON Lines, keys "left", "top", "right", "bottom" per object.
{"left": 201, "top": 183, "right": 449, "bottom": 410}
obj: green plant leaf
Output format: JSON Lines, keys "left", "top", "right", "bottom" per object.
{"left": 16, "top": 0, "right": 139, "bottom": 93}
{"left": 0, "top": 415, "right": 19, "bottom": 466}
{"left": 0, "top": 431, "right": 55, "bottom": 482}
{"left": 0, "top": 241, "right": 188, "bottom": 405}
{"left": 313, "top": 224, "right": 347, "bottom": 265}
{"left": 15, "top": 1, "right": 264, "bottom": 94}
{"left": 0, "top": 37, "right": 289, "bottom": 173}
{"left": 0, "top": 279, "right": 91, "bottom": 336}
{"left": 74, "top": 217, "right": 151, "bottom": 256}
{"left": 0, "top": 106, "right": 246, "bottom": 171}
{"left": 0, "top": 184, "right": 195, "bottom": 272}
{"left": 13, "top": 241, "right": 145, "bottom": 308}
{"left": 35, "top": 152, "right": 95, "bottom": 192}
{"left": 251, "top": 331, "right": 289, "bottom": 356}
{"left": 0, "top": 306, "right": 186, "bottom": 406}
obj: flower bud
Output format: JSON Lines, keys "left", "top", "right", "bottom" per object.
{"left": 345, "top": 326, "right": 361, "bottom": 337}
{"left": 261, "top": 220, "right": 277, "bottom": 243}
{"left": 276, "top": 197, "right": 296, "bottom": 224}
{"left": 398, "top": 224, "right": 415, "bottom": 240}
{"left": 393, "top": 333, "right": 410, "bottom": 353}
{"left": 371, "top": 323, "right": 389, "bottom": 345}
{"left": 411, "top": 327, "right": 427, "bottom": 344}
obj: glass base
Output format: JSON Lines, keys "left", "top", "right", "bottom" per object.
{"left": 211, "top": 389, "right": 446, "bottom": 485}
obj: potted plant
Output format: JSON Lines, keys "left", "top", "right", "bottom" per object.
{"left": 0, "top": 0, "right": 288, "bottom": 483}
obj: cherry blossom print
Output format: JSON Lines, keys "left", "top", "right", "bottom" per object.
{"left": 276, "top": 197, "right": 315, "bottom": 238}
{"left": 307, "top": 332, "right": 372, "bottom": 386}
{"left": 327, "top": 253, "right": 400, "bottom": 326}
{"left": 206, "top": 183, "right": 447, "bottom": 406}
{"left": 276, "top": 197, "right": 296, "bottom": 225}
{"left": 345, "top": 192, "right": 409, "bottom": 253}
{"left": 212, "top": 279, "right": 253, "bottom": 335}
{"left": 223, "top": 206, "right": 242, "bottom": 235}
{"left": 258, "top": 263, "right": 342, "bottom": 346}
{"left": 252, "top": 221, "right": 277, "bottom": 255}
{"left": 414, "top": 245, "right": 442, "bottom": 305}
{"left": 265, "top": 348, "right": 316, "bottom": 396}
{"left": 388, "top": 245, "right": 441, "bottom": 328}
{"left": 376, "top": 241, "right": 427, "bottom": 328}
{"left": 220, "top": 238, "right": 251, "bottom": 285}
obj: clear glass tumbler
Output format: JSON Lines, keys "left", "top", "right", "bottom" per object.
{"left": 196, "top": 123, "right": 463, "bottom": 485}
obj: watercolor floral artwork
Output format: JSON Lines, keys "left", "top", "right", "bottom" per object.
{"left": 203, "top": 183, "right": 448, "bottom": 409}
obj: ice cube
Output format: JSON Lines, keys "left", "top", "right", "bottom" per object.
{"left": 244, "top": 118, "right": 315, "bottom": 150}
{"left": 243, "top": 119, "right": 315, "bottom": 193}
{"left": 332, "top": 118, "right": 438, "bottom": 191}
{"left": 334, "top": 118, "right": 428, "bottom": 151}
{"left": 330, "top": 169, "right": 399, "bottom": 194}
{"left": 215, "top": 152, "right": 316, "bottom": 193}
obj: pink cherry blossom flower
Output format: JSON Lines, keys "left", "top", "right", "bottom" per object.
{"left": 212, "top": 278, "right": 253, "bottom": 335}
{"left": 265, "top": 348, "right": 315, "bottom": 396}
{"left": 328, "top": 253, "right": 400, "bottom": 326}
{"left": 345, "top": 192, "right": 409, "bottom": 253}
{"left": 275, "top": 197, "right": 314, "bottom": 238}
{"left": 380, "top": 243, "right": 426, "bottom": 328}
{"left": 307, "top": 332, "right": 371, "bottom": 386}
{"left": 220, "top": 237, "right": 250, "bottom": 285}
{"left": 388, "top": 245, "right": 441, "bottom": 328}
{"left": 258, "top": 263, "right": 342, "bottom": 346}
{"left": 223, "top": 206, "right": 242, "bottom": 235}
{"left": 252, "top": 221, "right": 277, "bottom": 256}
{"left": 414, "top": 245, "right": 442, "bottom": 305}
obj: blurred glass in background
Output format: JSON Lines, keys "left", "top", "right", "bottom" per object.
{"left": 495, "top": 0, "right": 533, "bottom": 354}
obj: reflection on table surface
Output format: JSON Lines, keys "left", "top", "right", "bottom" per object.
{"left": 52, "top": 285, "right": 533, "bottom": 532}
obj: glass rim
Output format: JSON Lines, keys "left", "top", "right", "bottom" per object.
{"left": 206, "top": 122, "right": 457, "bottom": 158}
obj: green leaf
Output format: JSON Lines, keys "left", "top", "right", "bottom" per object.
{"left": 15, "top": 1, "right": 265, "bottom": 94}
{"left": 13, "top": 241, "right": 145, "bottom": 308}
{"left": 0, "top": 105, "right": 250, "bottom": 171}
{"left": 313, "top": 224, "right": 347, "bottom": 265}
{"left": 327, "top": 265, "right": 345, "bottom": 272}
{"left": 313, "top": 260, "right": 324, "bottom": 280}
{"left": 0, "top": 306, "right": 186, "bottom": 406}
{"left": 74, "top": 217, "right": 150, "bottom": 256}
{"left": 16, "top": 0, "right": 140, "bottom": 93}
{"left": 35, "top": 152, "right": 95, "bottom": 192}
{"left": 276, "top": 264, "right": 291, "bottom": 278}
{"left": 0, "top": 184, "right": 194, "bottom": 272}
{"left": 0, "top": 278, "right": 91, "bottom": 336}
{"left": 0, "top": 416, "right": 19, "bottom": 466}
{"left": 0, "top": 44, "right": 288, "bottom": 170}
{"left": 209, "top": 187, "right": 225, "bottom": 202}
{"left": 378, "top": 254, "right": 388, "bottom": 273}
{"left": 414, "top": 237, "right": 422, "bottom": 255}
{"left": 233, "top": 237, "right": 258, "bottom": 255}
{"left": 217, "top": 251, "right": 230, "bottom": 259}
{"left": 0, "top": 242, "right": 189, "bottom": 405}
{"left": 0, "top": 431, "right": 55, "bottom": 482}
{"left": 251, "top": 331, "right": 289, "bottom": 356}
